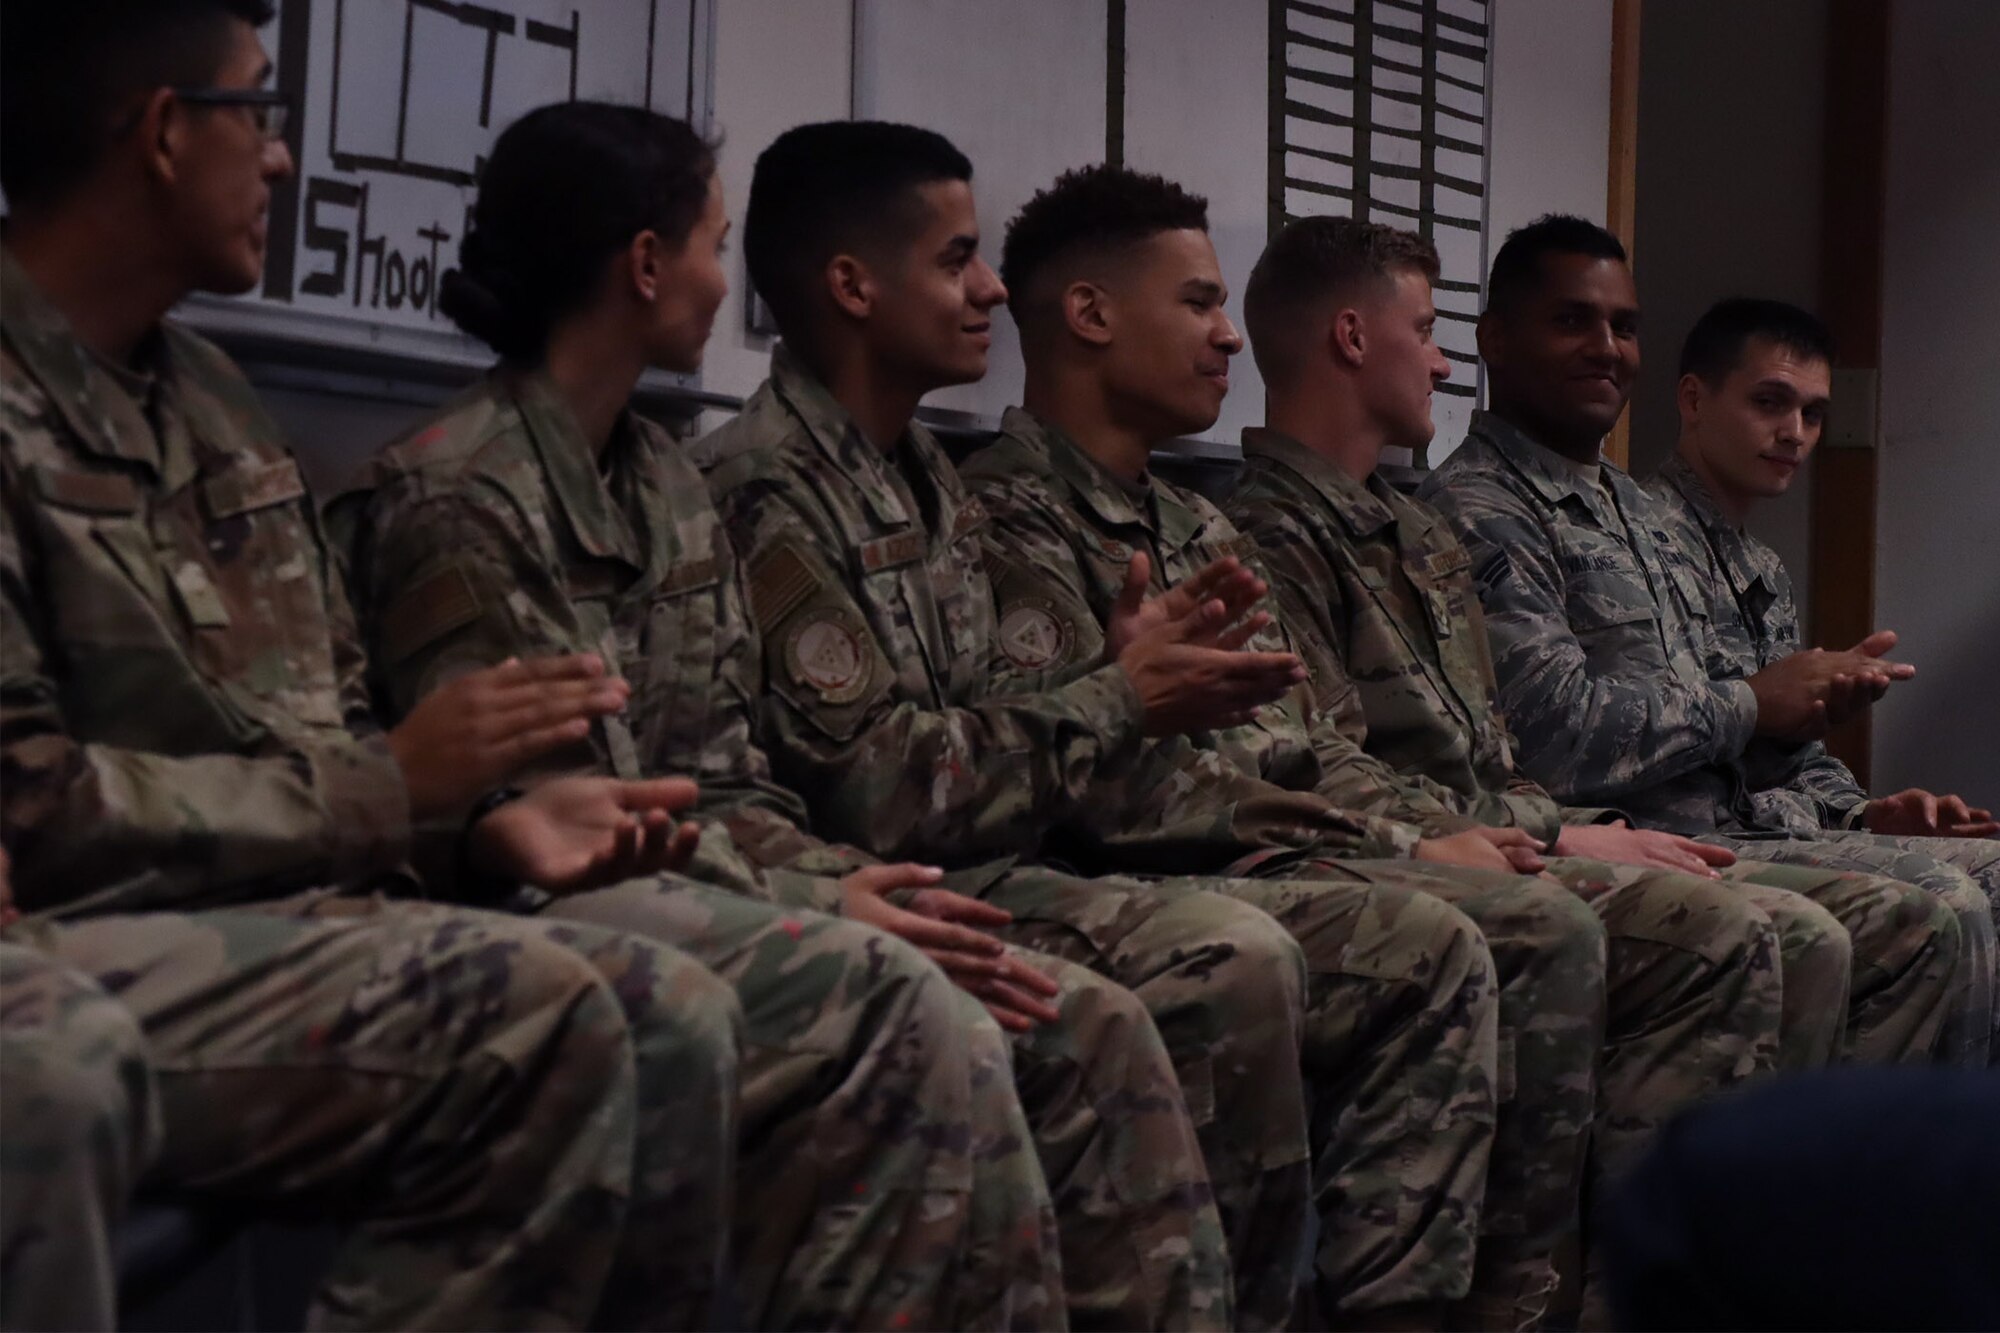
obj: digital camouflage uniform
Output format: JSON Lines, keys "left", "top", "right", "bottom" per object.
{"left": 327, "top": 370, "right": 1070, "bottom": 1333}
{"left": 965, "top": 409, "right": 1702, "bottom": 1322}
{"left": 327, "top": 368, "right": 1249, "bottom": 1332}
{"left": 1647, "top": 450, "right": 1998, "bottom": 1065}
{"left": 698, "top": 348, "right": 1502, "bottom": 1328}
{"left": 1221, "top": 426, "right": 1796, "bottom": 1322}
{"left": 0, "top": 250, "right": 741, "bottom": 1331}
{"left": 0, "top": 940, "right": 159, "bottom": 1330}
{"left": 1418, "top": 410, "right": 1962, "bottom": 1067}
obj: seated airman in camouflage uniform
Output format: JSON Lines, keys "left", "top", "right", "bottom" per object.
{"left": 699, "top": 121, "right": 1507, "bottom": 1332}
{"left": 964, "top": 170, "right": 1770, "bottom": 1329}
{"left": 1644, "top": 297, "right": 1997, "bottom": 1066}
{"left": 0, "top": 846, "right": 159, "bottom": 1330}
{"left": 1212, "top": 216, "right": 1806, "bottom": 1321}
{"left": 326, "top": 101, "right": 1222, "bottom": 1333}
{"left": 1413, "top": 215, "right": 1962, "bottom": 1071}
{"left": 0, "top": 11, "right": 791, "bottom": 1329}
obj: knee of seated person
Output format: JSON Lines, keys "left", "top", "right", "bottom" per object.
{"left": 474, "top": 928, "right": 657, "bottom": 1078}
{"left": 1928, "top": 874, "right": 1994, "bottom": 938}
{"left": 805, "top": 914, "right": 968, "bottom": 1033}
{"left": 940, "top": 982, "right": 1011, "bottom": 1060}
{"left": 1623, "top": 874, "right": 1781, "bottom": 969}
{"left": 1506, "top": 875, "right": 1609, "bottom": 965}
{"left": 2, "top": 981, "right": 151, "bottom": 1153}
{"left": 1175, "top": 893, "right": 1308, "bottom": 1027}
{"left": 1036, "top": 959, "right": 1164, "bottom": 1071}
{"left": 1845, "top": 876, "right": 1962, "bottom": 958}
{"left": 1774, "top": 895, "right": 1856, "bottom": 991}
{"left": 615, "top": 942, "right": 746, "bottom": 1072}
{"left": 1335, "top": 888, "right": 1498, "bottom": 1011}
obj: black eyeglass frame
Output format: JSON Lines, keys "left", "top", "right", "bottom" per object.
{"left": 113, "top": 87, "right": 294, "bottom": 142}
{"left": 170, "top": 87, "right": 293, "bottom": 140}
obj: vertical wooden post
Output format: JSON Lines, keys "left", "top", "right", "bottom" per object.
{"left": 1604, "top": 0, "right": 1641, "bottom": 469}
{"left": 1810, "top": 0, "right": 1890, "bottom": 784}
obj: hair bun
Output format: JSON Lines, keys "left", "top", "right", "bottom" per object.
{"left": 439, "top": 229, "right": 540, "bottom": 358}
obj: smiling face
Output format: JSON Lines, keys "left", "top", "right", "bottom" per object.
{"left": 1480, "top": 251, "right": 1641, "bottom": 457}
{"left": 163, "top": 18, "right": 295, "bottom": 296}
{"left": 1681, "top": 335, "right": 1831, "bottom": 504}
{"left": 1097, "top": 227, "right": 1242, "bottom": 438}
{"left": 864, "top": 178, "right": 1007, "bottom": 390}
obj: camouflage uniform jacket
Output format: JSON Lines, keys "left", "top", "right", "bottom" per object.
{"left": 695, "top": 348, "right": 1385, "bottom": 873}
{"left": 0, "top": 250, "right": 410, "bottom": 918}
{"left": 328, "top": 371, "right": 849, "bottom": 912}
{"left": 1645, "top": 451, "right": 1870, "bottom": 834}
{"left": 1416, "top": 411, "right": 1762, "bottom": 835}
{"left": 960, "top": 408, "right": 1428, "bottom": 856}
{"left": 1227, "top": 427, "right": 1624, "bottom": 847}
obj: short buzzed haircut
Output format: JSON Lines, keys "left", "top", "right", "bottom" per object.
{"left": 0, "top": 0, "right": 275, "bottom": 210}
{"left": 744, "top": 120, "right": 972, "bottom": 343}
{"left": 1001, "top": 164, "right": 1208, "bottom": 328}
{"left": 1484, "top": 213, "right": 1627, "bottom": 318}
{"left": 1680, "top": 297, "right": 1835, "bottom": 385}
{"left": 1244, "top": 215, "right": 1440, "bottom": 389}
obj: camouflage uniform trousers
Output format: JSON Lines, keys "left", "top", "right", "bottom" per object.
{"left": 1134, "top": 863, "right": 1512, "bottom": 1321}
{"left": 15, "top": 898, "right": 713, "bottom": 1332}
{"left": 1199, "top": 856, "right": 1591, "bottom": 1320}
{"left": 1531, "top": 860, "right": 1785, "bottom": 1184}
{"left": 931, "top": 884, "right": 1226, "bottom": 1332}
{"left": 1726, "top": 833, "right": 1997, "bottom": 1068}
{"left": 543, "top": 874, "right": 1063, "bottom": 1332}
{"left": 951, "top": 865, "right": 1306, "bottom": 1332}
{"left": 0, "top": 940, "right": 160, "bottom": 1331}
{"left": 1702, "top": 849, "right": 1967, "bottom": 1069}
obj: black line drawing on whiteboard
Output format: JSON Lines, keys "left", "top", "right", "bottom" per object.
{"left": 1268, "top": 0, "right": 1491, "bottom": 459}
{"left": 327, "top": 0, "right": 585, "bottom": 188}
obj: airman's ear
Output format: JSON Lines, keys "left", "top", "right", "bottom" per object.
{"left": 1062, "top": 279, "right": 1114, "bottom": 347}
{"left": 1329, "top": 307, "right": 1366, "bottom": 368}
{"left": 825, "top": 253, "right": 877, "bottom": 322}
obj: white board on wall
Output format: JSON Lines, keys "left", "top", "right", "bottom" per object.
{"left": 851, "top": 0, "right": 1111, "bottom": 423}
{"left": 181, "top": 0, "right": 711, "bottom": 380}
{"left": 1124, "top": 0, "right": 1272, "bottom": 448}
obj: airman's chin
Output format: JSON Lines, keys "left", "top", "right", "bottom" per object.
{"left": 203, "top": 257, "right": 265, "bottom": 298}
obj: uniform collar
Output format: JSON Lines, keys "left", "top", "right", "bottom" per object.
{"left": 1240, "top": 426, "right": 1398, "bottom": 539}
{"left": 1000, "top": 405, "right": 1207, "bottom": 552}
{"left": 508, "top": 369, "right": 646, "bottom": 567}
{"left": 1470, "top": 408, "right": 1648, "bottom": 529}
{"left": 1655, "top": 449, "right": 1734, "bottom": 534}
{"left": 767, "top": 343, "right": 972, "bottom": 535}
{"left": 1654, "top": 449, "right": 1773, "bottom": 595}
{"left": 1, "top": 247, "right": 169, "bottom": 477}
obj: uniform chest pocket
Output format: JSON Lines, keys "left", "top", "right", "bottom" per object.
{"left": 30, "top": 472, "right": 279, "bottom": 751}
{"left": 1562, "top": 562, "right": 1668, "bottom": 672}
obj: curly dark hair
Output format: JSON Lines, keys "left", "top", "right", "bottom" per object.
{"left": 999, "top": 164, "right": 1209, "bottom": 315}
{"left": 1, "top": 0, "right": 276, "bottom": 209}
{"left": 1244, "top": 215, "right": 1440, "bottom": 388}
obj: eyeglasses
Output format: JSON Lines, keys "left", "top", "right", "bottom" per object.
{"left": 170, "top": 88, "right": 293, "bottom": 142}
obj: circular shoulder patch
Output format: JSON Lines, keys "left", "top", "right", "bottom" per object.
{"left": 785, "top": 608, "right": 874, "bottom": 705}
{"left": 998, "top": 599, "right": 1073, "bottom": 671}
